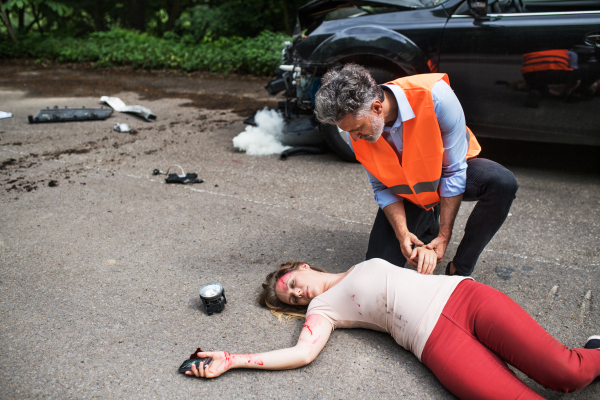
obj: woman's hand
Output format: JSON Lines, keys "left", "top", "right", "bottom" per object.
{"left": 398, "top": 230, "right": 424, "bottom": 268}
{"left": 184, "top": 317, "right": 333, "bottom": 378}
{"left": 185, "top": 351, "right": 232, "bottom": 379}
{"left": 409, "top": 246, "right": 437, "bottom": 275}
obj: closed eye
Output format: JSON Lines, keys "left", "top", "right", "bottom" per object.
{"left": 289, "top": 279, "right": 296, "bottom": 304}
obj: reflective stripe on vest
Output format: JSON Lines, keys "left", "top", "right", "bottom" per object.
{"left": 352, "top": 73, "right": 481, "bottom": 211}
{"left": 413, "top": 178, "right": 440, "bottom": 194}
{"left": 389, "top": 184, "right": 412, "bottom": 195}
{"left": 424, "top": 201, "right": 440, "bottom": 210}
{"left": 390, "top": 177, "right": 440, "bottom": 196}
{"left": 522, "top": 49, "right": 573, "bottom": 74}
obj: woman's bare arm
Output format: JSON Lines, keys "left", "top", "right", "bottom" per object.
{"left": 186, "top": 314, "right": 332, "bottom": 378}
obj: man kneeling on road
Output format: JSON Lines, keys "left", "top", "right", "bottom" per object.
{"left": 314, "top": 64, "right": 518, "bottom": 276}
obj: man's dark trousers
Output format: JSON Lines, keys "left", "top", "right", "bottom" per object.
{"left": 365, "top": 158, "right": 518, "bottom": 276}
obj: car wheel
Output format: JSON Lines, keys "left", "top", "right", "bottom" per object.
{"left": 320, "top": 123, "right": 357, "bottom": 162}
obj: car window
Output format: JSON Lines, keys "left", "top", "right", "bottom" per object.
{"left": 324, "top": 1, "right": 450, "bottom": 22}
{"left": 454, "top": 1, "right": 472, "bottom": 14}
{"left": 454, "top": 0, "right": 600, "bottom": 15}
{"left": 523, "top": 0, "right": 600, "bottom": 12}
{"left": 324, "top": 7, "right": 402, "bottom": 21}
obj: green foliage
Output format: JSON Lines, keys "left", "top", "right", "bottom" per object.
{"left": 0, "top": 28, "right": 289, "bottom": 76}
{"left": 0, "top": 0, "right": 306, "bottom": 76}
{"left": 1, "top": 0, "right": 311, "bottom": 38}
{"left": 174, "top": 1, "right": 309, "bottom": 41}
{"left": 41, "top": 1, "right": 68, "bottom": 16}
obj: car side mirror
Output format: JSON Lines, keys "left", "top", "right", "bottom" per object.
{"left": 468, "top": 0, "right": 488, "bottom": 18}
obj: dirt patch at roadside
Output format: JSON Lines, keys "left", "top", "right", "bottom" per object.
{"left": 0, "top": 59, "right": 279, "bottom": 117}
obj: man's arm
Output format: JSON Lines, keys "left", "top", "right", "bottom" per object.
{"left": 426, "top": 80, "right": 469, "bottom": 262}
{"left": 383, "top": 202, "right": 439, "bottom": 273}
{"left": 383, "top": 201, "right": 422, "bottom": 256}
{"left": 428, "top": 194, "right": 462, "bottom": 263}
{"left": 347, "top": 131, "right": 403, "bottom": 211}
{"left": 349, "top": 132, "right": 434, "bottom": 272}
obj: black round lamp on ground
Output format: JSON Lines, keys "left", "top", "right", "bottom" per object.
{"left": 199, "top": 282, "right": 226, "bottom": 315}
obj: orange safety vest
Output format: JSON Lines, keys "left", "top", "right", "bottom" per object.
{"left": 352, "top": 73, "right": 481, "bottom": 210}
{"left": 521, "top": 49, "right": 573, "bottom": 75}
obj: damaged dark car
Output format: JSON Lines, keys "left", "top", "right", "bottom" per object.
{"left": 263, "top": 0, "right": 600, "bottom": 161}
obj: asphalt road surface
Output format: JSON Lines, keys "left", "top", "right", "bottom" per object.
{"left": 1, "top": 63, "right": 599, "bottom": 399}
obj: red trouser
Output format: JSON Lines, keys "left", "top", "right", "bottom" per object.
{"left": 422, "top": 280, "right": 600, "bottom": 400}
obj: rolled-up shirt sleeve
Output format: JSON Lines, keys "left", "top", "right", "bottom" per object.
{"left": 432, "top": 80, "right": 469, "bottom": 197}
{"left": 346, "top": 131, "right": 403, "bottom": 209}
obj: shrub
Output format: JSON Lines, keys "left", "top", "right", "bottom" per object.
{"left": 0, "top": 29, "right": 289, "bottom": 76}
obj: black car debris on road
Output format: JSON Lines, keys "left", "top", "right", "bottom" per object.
{"left": 264, "top": 0, "right": 600, "bottom": 161}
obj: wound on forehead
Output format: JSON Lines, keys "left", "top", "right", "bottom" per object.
{"left": 277, "top": 271, "right": 292, "bottom": 292}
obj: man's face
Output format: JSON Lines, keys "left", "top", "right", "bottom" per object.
{"left": 337, "top": 106, "right": 385, "bottom": 143}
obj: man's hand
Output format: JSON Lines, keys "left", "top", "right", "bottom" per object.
{"left": 383, "top": 202, "right": 425, "bottom": 267}
{"left": 398, "top": 230, "right": 424, "bottom": 268}
{"left": 426, "top": 236, "right": 448, "bottom": 263}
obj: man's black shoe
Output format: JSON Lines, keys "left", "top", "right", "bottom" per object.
{"left": 584, "top": 335, "right": 600, "bottom": 349}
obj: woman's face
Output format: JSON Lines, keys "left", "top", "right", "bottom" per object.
{"left": 275, "top": 263, "right": 321, "bottom": 306}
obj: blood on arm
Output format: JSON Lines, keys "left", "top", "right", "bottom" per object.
{"left": 298, "top": 314, "right": 330, "bottom": 347}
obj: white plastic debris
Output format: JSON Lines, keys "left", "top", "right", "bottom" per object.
{"left": 100, "top": 96, "right": 156, "bottom": 121}
{"left": 0, "top": 111, "right": 13, "bottom": 119}
{"left": 113, "top": 123, "right": 132, "bottom": 133}
{"left": 233, "top": 108, "right": 290, "bottom": 156}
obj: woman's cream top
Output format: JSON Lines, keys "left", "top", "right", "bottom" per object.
{"left": 306, "top": 258, "right": 470, "bottom": 361}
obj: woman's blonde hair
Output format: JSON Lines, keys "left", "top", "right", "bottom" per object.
{"left": 257, "top": 261, "right": 327, "bottom": 323}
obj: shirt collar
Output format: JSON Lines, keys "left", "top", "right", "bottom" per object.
{"left": 380, "top": 84, "right": 415, "bottom": 127}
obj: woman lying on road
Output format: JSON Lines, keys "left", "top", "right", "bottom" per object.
{"left": 186, "top": 252, "right": 600, "bottom": 400}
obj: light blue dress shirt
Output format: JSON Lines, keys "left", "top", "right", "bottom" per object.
{"left": 346, "top": 79, "right": 470, "bottom": 210}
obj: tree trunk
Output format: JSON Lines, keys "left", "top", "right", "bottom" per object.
{"left": 164, "top": 0, "right": 181, "bottom": 32}
{"left": 32, "top": 4, "right": 44, "bottom": 35}
{"left": 18, "top": 5, "right": 24, "bottom": 32}
{"left": 0, "top": 0, "right": 18, "bottom": 43}
{"left": 281, "top": 0, "right": 291, "bottom": 36}
{"left": 92, "top": 0, "right": 105, "bottom": 31}
{"left": 129, "top": 0, "right": 146, "bottom": 32}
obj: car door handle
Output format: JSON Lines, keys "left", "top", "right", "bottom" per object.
{"left": 585, "top": 33, "right": 600, "bottom": 48}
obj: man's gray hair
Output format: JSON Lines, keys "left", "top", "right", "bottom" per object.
{"left": 314, "top": 63, "right": 384, "bottom": 125}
